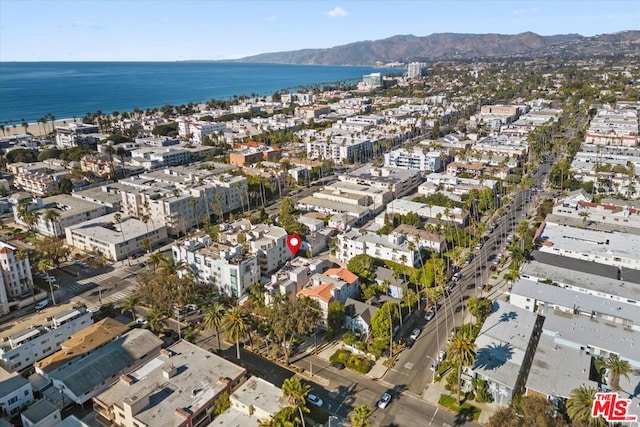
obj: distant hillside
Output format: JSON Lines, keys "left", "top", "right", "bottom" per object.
{"left": 236, "top": 31, "right": 640, "bottom": 65}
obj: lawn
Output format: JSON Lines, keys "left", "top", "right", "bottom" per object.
{"left": 438, "top": 394, "right": 481, "bottom": 420}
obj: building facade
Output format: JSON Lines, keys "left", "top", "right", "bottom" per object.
{"left": 0, "top": 241, "right": 34, "bottom": 316}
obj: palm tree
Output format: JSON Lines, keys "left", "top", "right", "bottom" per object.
{"left": 148, "top": 252, "right": 166, "bottom": 272}
{"left": 447, "top": 326, "right": 477, "bottom": 405}
{"left": 222, "top": 306, "right": 251, "bottom": 359}
{"left": 596, "top": 354, "right": 633, "bottom": 391}
{"left": 350, "top": 405, "right": 372, "bottom": 427}
{"left": 281, "top": 377, "right": 310, "bottom": 427}
{"left": 189, "top": 198, "right": 199, "bottom": 230}
{"left": 202, "top": 303, "right": 226, "bottom": 350}
{"left": 42, "top": 209, "right": 61, "bottom": 236}
{"left": 566, "top": 386, "right": 608, "bottom": 427}
{"left": 259, "top": 407, "right": 299, "bottom": 427}
{"left": 146, "top": 307, "right": 167, "bottom": 334}
{"left": 17, "top": 203, "right": 40, "bottom": 232}
{"left": 121, "top": 294, "right": 140, "bottom": 321}
{"left": 113, "top": 213, "right": 127, "bottom": 258}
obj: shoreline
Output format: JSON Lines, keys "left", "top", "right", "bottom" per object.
{"left": 2, "top": 118, "right": 80, "bottom": 139}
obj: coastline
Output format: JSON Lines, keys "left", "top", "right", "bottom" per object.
{"left": 2, "top": 118, "right": 79, "bottom": 139}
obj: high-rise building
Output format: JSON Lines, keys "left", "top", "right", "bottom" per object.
{"left": 407, "top": 62, "right": 427, "bottom": 79}
{"left": 0, "top": 241, "right": 34, "bottom": 316}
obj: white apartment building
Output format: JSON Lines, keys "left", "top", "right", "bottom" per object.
{"left": 536, "top": 221, "right": 640, "bottom": 270}
{"left": 324, "top": 181, "right": 393, "bottom": 209}
{"left": 362, "top": 72, "right": 382, "bottom": 88}
{"left": 13, "top": 195, "right": 107, "bottom": 238}
{"left": 178, "top": 119, "right": 226, "bottom": 144}
{"left": 407, "top": 62, "right": 427, "bottom": 79}
{"left": 0, "top": 307, "right": 92, "bottom": 373}
{"left": 119, "top": 171, "right": 247, "bottom": 236}
{"left": 134, "top": 136, "right": 179, "bottom": 147}
{"left": 546, "top": 200, "right": 640, "bottom": 235}
{"left": 420, "top": 173, "right": 498, "bottom": 195}
{"left": 172, "top": 235, "right": 259, "bottom": 299}
{"left": 390, "top": 224, "right": 446, "bottom": 254}
{"left": 130, "top": 147, "right": 191, "bottom": 170}
{"left": 338, "top": 164, "right": 423, "bottom": 198}
{"left": 9, "top": 162, "right": 68, "bottom": 196}
{"left": 584, "top": 109, "right": 639, "bottom": 146}
{"left": 385, "top": 199, "right": 469, "bottom": 226}
{"left": 55, "top": 123, "right": 100, "bottom": 149}
{"left": 307, "top": 137, "right": 375, "bottom": 165}
{"left": 337, "top": 229, "right": 420, "bottom": 268}
{"left": 384, "top": 147, "right": 445, "bottom": 172}
{"left": 0, "top": 241, "right": 34, "bottom": 316}
{"left": 0, "top": 368, "right": 33, "bottom": 417}
{"left": 65, "top": 213, "right": 168, "bottom": 261}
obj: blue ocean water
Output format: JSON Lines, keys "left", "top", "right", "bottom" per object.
{"left": 0, "top": 62, "right": 391, "bottom": 125}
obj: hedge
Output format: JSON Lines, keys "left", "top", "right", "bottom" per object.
{"left": 329, "top": 349, "right": 373, "bottom": 374}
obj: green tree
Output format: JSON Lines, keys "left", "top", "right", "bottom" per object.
{"left": 595, "top": 354, "right": 633, "bottom": 391}
{"left": 120, "top": 294, "right": 140, "bottom": 321}
{"left": 566, "top": 386, "right": 607, "bottom": 427}
{"left": 465, "top": 297, "right": 493, "bottom": 326}
{"left": 447, "top": 325, "right": 477, "bottom": 405}
{"left": 146, "top": 307, "right": 167, "bottom": 334}
{"left": 269, "top": 297, "right": 321, "bottom": 365}
{"left": 223, "top": 306, "right": 252, "bottom": 359}
{"left": 203, "top": 302, "right": 226, "bottom": 351}
{"left": 370, "top": 301, "right": 399, "bottom": 343}
{"left": 326, "top": 300, "right": 345, "bottom": 336}
{"left": 42, "top": 208, "right": 61, "bottom": 236}
{"left": 212, "top": 391, "right": 231, "bottom": 418}
{"left": 281, "top": 377, "right": 310, "bottom": 427}
{"left": 350, "top": 405, "right": 372, "bottom": 427}
{"left": 347, "top": 254, "right": 375, "bottom": 282}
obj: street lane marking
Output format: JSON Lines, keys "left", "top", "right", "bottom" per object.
{"left": 404, "top": 362, "right": 414, "bottom": 369}
{"left": 429, "top": 407, "right": 439, "bottom": 425}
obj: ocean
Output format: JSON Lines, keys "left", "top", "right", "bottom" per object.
{"left": 0, "top": 62, "right": 392, "bottom": 125}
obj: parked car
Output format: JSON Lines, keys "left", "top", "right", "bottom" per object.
{"left": 186, "top": 304, "right": 198, "bottom": 312}
{"left": 307, "top": 394, "right": 323, "bottom": 407}
{"left": 35, "top": 300, "right": 49, "bottom": 310}
{"left": 404, "top": 338, "right": 415, "bottom": 349}
{"left": 331, "top": 361, "right": 345, "bottom": 370}
{"left": 409, "top": 328, "right": 421, "bottom": 340}
{"left": 429, "top": 360, "right": 439, "bottom": 371}
{"left": 136, "top": 317, "right": 148, "bottom": 325}
{"left": 424, "top": 309, "right": 435, "bottom": 321}
{"left": 377, "top": 392, "right": 392, "bottom": 409}
{"left": 452, "top": 272, "right": 462, "bottom": 282}
{"left": 437, "top": 350, "right": 447, "bottom": 363}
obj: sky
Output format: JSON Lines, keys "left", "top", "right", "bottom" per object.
{"left": 0, "top": 0, "right": 638, "bottom": 61}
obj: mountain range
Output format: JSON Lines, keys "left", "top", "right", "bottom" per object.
{"left": 236, "top": 31, "right": 640, "bottom": 66}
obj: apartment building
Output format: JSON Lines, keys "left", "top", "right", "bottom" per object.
{"left": 0, "top": 368, "right": 33, "bottom": 417}
{"left": 384, "top": 147, "right": 445, "bottom": 172}
{"left": 130, "top": 147, "right": 191, "bottom": 170}
{"left": 47, "top": 329, "right": 163, "bottom": 406}
{"left": 65, "top": 213, "right": 167, "bottom": 261}
{"left": 510, "top": 278, "right": 640, "bottom": 330}
{"left": 385, "top": 199, "right": 469, "bottom": 226}
{"left": 13, "top": 195, "right": 107, "bottom": 237}
{"left": 93, "top": 340, "right": 246, "bottom": 427}
{"left": 297, "top": 105, "right": 331, "bottom": 119}
{"left": 584, "top": 108, "right": 639, "bottom": 146}
{"left": 338, "top": 164, "right": 422, "bottom": 198}
{"left": 469, "top": 301, "right": 541, "bottom": 407}
{"left": 306, "top": 137, "right": 375, "bottom": 165}
{"left": 119, "top": 170, "right": 247, "bottom": 236}
{"left": 55, "top": 123, "right": 100, "bottom": 149}
{"left": 177, "top": 119, "right": 226, "bottom": 144}
{"left": 229, "top": 144, "right": 281, "bottom": 167}
{"left": 9, "top": 162, "right": 68, "bottom": 196}
{"left": 407, "top": 62, "right": 427, "bottom": 79}
{"left": 172, "top": 235, "right": 259, "bottom": 299}
{"left": 535, "top": 221, "right": 640, "bottom": 270}
{"left": 420, "top": 173, "right": 498, "bottom": 196}
{"left": 0, "top": 241, "right": 34, "bottom": 316}
{"left": 362, "top": 72, "right": 383, "bottom": 88}
{"left": 134, "top": 136, "right": 180, "bottom": 147}
{"left": 297, "top": 268, "right": 359, "bottom": 322}
{"left": 336, "top": 229, "right": 420, "bottom": 268}
{"left": 0, "top": 307, "right": 93, "bottom": 373}
{"left": 390, "top": 224, "right": 446, "bottom": 254}
{"left": 214, "top": 376, "right": 287, "bottom": 426}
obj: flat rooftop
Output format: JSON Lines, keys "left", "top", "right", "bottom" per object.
{"left": 1, "top": 303, "right": 89, "bottom": 345}
{"left": 96, "top": 340, "right": 246, "bottom": 427}
{"left": 542, "top": 311, "right": 639, "bottom": 365}
{"left": 525, "top": 334, "right": 597, "bottom": 398}
{"left": 537, "top": 222, "right": 640, "bottom": 264}
{"left": 298, "top": 196, "right": 370, "bottom": 216}
{"left": 521, "top": 260, "right": 640, "bottom": 303}
{"left": 512, "top": 278, "right": 640, "bottom": 325}
{"left": 229, "top": 376, "right": 285, "bottom": 418}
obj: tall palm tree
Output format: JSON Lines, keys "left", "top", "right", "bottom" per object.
{"left": 146, "top": 307, "right": 167, "bottom": 334}
{"left": 350, "top": 405, "right": 372, "bottom": 427}
{"left": 222, "top": 306, "right": 251, "bottom": 359}
{"left": 121, "top": 294, "right": 140, "bottom": 321}
{"left": 202, "top": 303, "right": 226, "bottom": 350}
{"left": 42, "top": 208, "right": 61, "bottom": 236}
{"left": 596, "top": 354, "right": 633, "bottom": 391}
{"left": 113, "top": 213, "right": 127, "bottom": 260}
{"left": 17, "top": 204, "right": 40, "bottom": 232}
{"left": 148, "top": 252, "right": 166, "bottom": 272}
{"left": 566, "top": 386, "right": 608, "bottom": 427}
{"left": 259, "top": 407, "right": 299, "bottom": 427}
{"left": 447, "top": 326, "right": 477, "bottom": 405}
{"left": 281, "top": 377, "right": 310, "bottom": 427}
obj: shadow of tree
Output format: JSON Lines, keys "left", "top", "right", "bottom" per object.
{"left": 499, "top": 311, "right": 518, "bottom": 322}
{"left": 453, "top": 405, "right": 478, "bottom": 426}
{"left": 474, "top": 342, "right": 515, "bottom": 370}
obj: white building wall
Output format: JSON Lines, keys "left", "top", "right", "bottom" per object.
{"left": 0, "top": 378, "right": 33, "bottom": 417}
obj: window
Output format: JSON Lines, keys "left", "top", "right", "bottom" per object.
{"left": 24, "top": 390, "right": 29, "bottom": 396}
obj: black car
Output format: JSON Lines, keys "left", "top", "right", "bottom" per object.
{"left": 405, "top": 338, "right": 415, "bottom": 349}
{"left": 331, "top": 361, "right": 345, "bottom": 370}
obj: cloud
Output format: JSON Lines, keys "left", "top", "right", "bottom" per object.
{"left": 324, "top": 6, "right": 348, "bottom": 18}
{"left": 72, "top": 20, "right": 103, "bottom": 29}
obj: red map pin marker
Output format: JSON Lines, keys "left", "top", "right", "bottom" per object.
{"left": 287, "top": 234, "right": 302, "bottom": 256}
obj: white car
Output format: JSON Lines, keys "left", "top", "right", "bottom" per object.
{"left": 307, "top": 394, "right": 323, "bottom": 407}
{"left": 409, "top": 328, "right": 421, "bottom": 340}
{"left": 424, "top": 309, "right": 435, "bottom": 321}
{"left": 377, "top": 392, "right": 392, "bottom": 409}
{"left": 437, "top": 350, "right": 447, "bottom": 363}
{"left": 136, "top": 317, "right": 148, "bottom": 325}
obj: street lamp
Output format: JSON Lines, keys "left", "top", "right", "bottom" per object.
{"left": 45, "top": 274, "right": 57, "bottom": 306}
{"left": 425, "top": 355, "right": 437, "bottom": 383}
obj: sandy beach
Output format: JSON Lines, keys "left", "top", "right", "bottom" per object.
{"left": 2, "top": 118, "right": 80, "bottom": 139}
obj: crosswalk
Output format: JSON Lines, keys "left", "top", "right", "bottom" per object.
{"left": 61, "top": 267, "right": 143, "bottom": 311}
{"left": 74, "top": 285, "right": 138, "bottom": 312}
